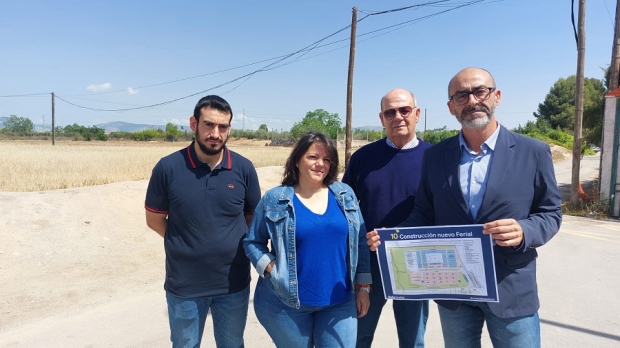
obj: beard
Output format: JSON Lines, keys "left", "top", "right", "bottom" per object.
{"left": 195, "top": 130, "right": 227, "bottom": 156}
{"left": 457, "top": 104, "right": 494, "bottom": 130}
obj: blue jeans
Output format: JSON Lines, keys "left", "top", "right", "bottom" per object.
{"left": 357, "top": 253, "right": 428, "bottom": 348}
{"left": 166, "top": 286, "right": 249, "bottom": 348}
{"left": 254, "top": 278, "right": 357, "bottom": 347}
{"left": 438, "top": 302, "right": 540, "bottom": 348}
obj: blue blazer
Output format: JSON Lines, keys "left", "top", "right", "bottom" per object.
{"left": 402, "top": 125, "right": 562, "bottom": 318}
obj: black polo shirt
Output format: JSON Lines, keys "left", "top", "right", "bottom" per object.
{"left": 145, "top": 142, "right": 261, "bottom": 297}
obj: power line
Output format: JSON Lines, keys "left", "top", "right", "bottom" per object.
{"left": 61, "top": 55, "right": 292, "bottom": 97}
{"left": 64, "top": 1, "right": 485, "bottom": 99}
{"left": 246, "top": 1, "right": 496, "bottom": 74}
{"left": 0, "top": 92, "right": 49, "bottom": 98}
{"left": 59, "top": 15, "right": 367, "bottom": 100}
{"left": 603, "top": 0, "right": 615, "bottom": 28}
{"left": 5, "top": 1, "right": 489, "bottom": 102}
{"left": 571, "top": 0, "right": 579, "bottom": 46}
{"left": 55, "top": 17, "right": 366, "bottom": 112}
{"left": 46, "top": 1, "right": 491, "bottom": 112}
{"left": 359, "top": 0, "right": 488, "bottom": 40}
{"left": 59, "top": 95, "right": 188, "bottom": 111}
{"left": 364, "top": 0, "right": 453, "bottom": 15}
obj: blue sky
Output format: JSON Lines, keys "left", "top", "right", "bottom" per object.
{"left": 0, "top": 0, "right": 614, "bottom": 132}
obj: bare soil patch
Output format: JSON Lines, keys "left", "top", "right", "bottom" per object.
{"left": 550, "top": 144, "right": 571, "bottom": 162}
{"left": 0, "top": 166, "right": 286, "bottom": 333}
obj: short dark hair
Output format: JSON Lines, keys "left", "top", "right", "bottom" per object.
{"left": 282, "top": 132, "right": 339, "bottom": 186}
{"left": 193, "top": 95, "right": 233, "bottom": 121}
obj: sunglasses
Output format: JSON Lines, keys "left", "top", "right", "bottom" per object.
{"left": 382, "top": 106, "right": 414, "bottom": 120}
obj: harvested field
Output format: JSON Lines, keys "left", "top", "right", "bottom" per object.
{"left": 0, "top": 140, "right": 313, "bottom": 192}
{"left": 0, "top": 139, "right": 565, "bottom": 192}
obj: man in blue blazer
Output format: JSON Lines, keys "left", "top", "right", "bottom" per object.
{"left": 368, "top": 67, "right": 562, "bottom": 348}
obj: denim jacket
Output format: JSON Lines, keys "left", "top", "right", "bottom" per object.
{"left": 243, "top": 181, "right": 371, "bottom": 309}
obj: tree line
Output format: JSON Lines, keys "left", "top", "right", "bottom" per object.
{"left": 1, "top": 68, "right": 609, "bottom": 150}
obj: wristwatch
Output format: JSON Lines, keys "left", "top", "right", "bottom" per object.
{"left": 357, "top": 285, "right": 371, "bottom": 294}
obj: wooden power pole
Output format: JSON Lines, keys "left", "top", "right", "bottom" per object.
{"left": 344, "top": 7, "right": 357, "bottom": 168}
{"left": 570, "top": 0, "right": 586, "bottom": 205}
{"left": 51, "top": 92, "right": 56, "bottom": 146}
{"left": 610, "top": 0, "right": 620, "bottom": 90}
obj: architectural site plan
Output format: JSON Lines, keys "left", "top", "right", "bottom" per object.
{"left": 375, "top": 225, "right": 499, "bottom": 302}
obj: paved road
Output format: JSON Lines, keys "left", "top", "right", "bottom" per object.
{"left": 1, "top": 154, "right": 618, "bottom": 347}
{"left": 555, "top": 153, "right": 601, "bottom": 201}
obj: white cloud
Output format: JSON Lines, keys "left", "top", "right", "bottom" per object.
{"left": 126, "top": 87, "right": 138, "bottom": 95}
{"left": 86, "top": 83, "right": 112, "bottom": 92}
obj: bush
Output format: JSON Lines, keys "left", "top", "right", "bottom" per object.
{"left": 131, "top": 129, "right": 164, "bottom": 141}
{"left": 61, "top": 123, "right": 107, "bottom": 141}
{"left": 419, "top": 127, "right": 459, "bottom": 145}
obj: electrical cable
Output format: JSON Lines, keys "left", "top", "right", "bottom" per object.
{"left": 0, "top": 92, "right": 49, "bottom": 98}
{"left": 57, "top": 0, "right": 492, "bottom": 100}
{"left": 50, "top": 0, "right": 492, "bottom": 112}
{"left": 603, "top": 0, "right": 615, "bottom": 28}
{"left": 359, "top": 0, "right": 485, "bottom": 38}
{"left": 55, "top": 15, "right": 371, "bottom": 111}
{"left": 571, "top": 0, "right": 579, "bottom": 47}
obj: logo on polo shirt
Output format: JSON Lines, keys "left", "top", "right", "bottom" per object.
{"left": 227, "top": 184, "right": 235, "bottom": 189}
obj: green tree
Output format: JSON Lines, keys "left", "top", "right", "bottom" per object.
{"left": 513, "top": 120, "right": 538, "bottom": 135}
{"left": 88, "top": 126, "right": 107, "bottom": 141}
{"left": 290, "top": 109, "right": 342, "bottom": 140}
{"left": 4, "top": 115, "right": 34, "bottom": 134}
{"left": 534, "top": 75, "right": 605, "bottom": 145}
{"left": 61, "top": 123, "right": 107, "bottom": 141}
{"left": 165, "top": 122, "right": 179, "bottom": 141}
{"left": 258, "top": 124, "right": 269, "bottom": 132}
{"left": 603, "top": 65, "right": 612, "bottom": 91}
{"left": 352, "top": 128, "right": 383, "bottom": 142}
{"left": 63, "top": 123, "right": 87, "bottom": 135}
{"left": 419, "top": 127, "right": 459, "bottom": 145}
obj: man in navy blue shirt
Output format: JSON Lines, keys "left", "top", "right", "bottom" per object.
{"left": 145, "top": 95, "right": 261, "bottom": 348}
{"left": 343, "top": 88, "right": 430, "bottom": 347}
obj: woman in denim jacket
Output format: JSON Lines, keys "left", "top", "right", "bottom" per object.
{"left": 244, "top": 132, "right": 371, "bottom": 347}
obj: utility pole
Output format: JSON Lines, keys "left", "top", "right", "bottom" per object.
{"left": 51, "top": 92, "right": 56, "bottom": 145}
{"left": 242, "top": 109, "right": 245, "bottom": 131}
{"left": 570, "top": 0, "right": 586, "bottom": 205}
{"left": 336, "top": 129, "right": 339, "bottom": 149}
{"left": 610, "top": 0, "right": 620, "bottom": 90}
{"left": 42, "top": 115, "right": 45, "bottom": 132}
{"left": 344, "top": 6, "right": 357, "bottom": 168}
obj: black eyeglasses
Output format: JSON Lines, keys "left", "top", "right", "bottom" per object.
{"left": 449, "top": 87, "right": 496, "bottom": 106}
{"left": 382, "top": 106, "right": 414, "bottom": 120}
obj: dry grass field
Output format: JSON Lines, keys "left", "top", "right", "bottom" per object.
{"left": 1, "top": 139, "right": 566, "bottom": 192}
{"left": 0, "top": 139, "right": 352, "bottom": 192}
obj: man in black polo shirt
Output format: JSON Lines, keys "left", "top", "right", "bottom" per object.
{"left": 145, "top": 95, "right": 261, "bottom": 348}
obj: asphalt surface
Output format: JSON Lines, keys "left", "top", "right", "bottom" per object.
{"left": 1, "top": 154, "right": 618, "bottom": 347}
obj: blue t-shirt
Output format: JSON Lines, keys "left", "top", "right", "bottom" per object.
{"left": 294, "top": 191, "right": 351, "bottom": 306}
{"left": 145, "top": 143, "right": 261, "bottom": 297}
